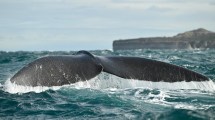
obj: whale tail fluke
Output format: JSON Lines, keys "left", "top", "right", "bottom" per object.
{"left": 97, "top": 56, "right": 209, "bottom": 82}
{"left": 10, "top": 50, "right": 210, "bottom": 87}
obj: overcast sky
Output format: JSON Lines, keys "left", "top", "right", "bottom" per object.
{"left": 0, "top": 0, "right": 215, "bottom": 51}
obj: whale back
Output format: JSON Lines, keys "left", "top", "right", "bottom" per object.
{"left": 10, "top": 52, "right": 103, "bottom": 86}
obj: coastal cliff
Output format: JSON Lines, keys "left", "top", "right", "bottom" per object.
{"left": 113, "top": 28, "right": 215, "bottom": 51}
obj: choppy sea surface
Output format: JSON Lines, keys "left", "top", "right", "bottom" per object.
{"left": 0, "top": 49, "right": 215, "bottom": 120}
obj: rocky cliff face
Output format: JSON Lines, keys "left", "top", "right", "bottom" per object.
{"left": 113, "top": 28, "right": 215, "bottom": 51}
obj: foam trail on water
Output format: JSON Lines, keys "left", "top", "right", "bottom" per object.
{"left": 3, "top": 72, "right": 215, "bottom": 94}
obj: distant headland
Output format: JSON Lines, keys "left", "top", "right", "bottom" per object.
{"left": 113, "top": 28, "right": 215, "bottom": 51}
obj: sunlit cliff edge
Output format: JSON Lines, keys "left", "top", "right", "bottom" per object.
{"left": 113, "top": 28, "right": 215, "bottom": 51}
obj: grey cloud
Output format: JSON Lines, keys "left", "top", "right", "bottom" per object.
{"left": 146, "top": 6, "right": 175, "bottom": 13}
{"left": 210, "top": 2, "right": 215, "bottom": 5}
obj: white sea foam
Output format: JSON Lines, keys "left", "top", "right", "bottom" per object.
{"left": 3, "top": 72, "right": 215, "bottom": 94}
{"left": 130, "top": 87, "right": 215, "bottom": 110}
{"left": 4, "top": 79, "right": 62, "bottom": 94}
{"left": 0, "top": 83, "right": 2, "bottom": 88}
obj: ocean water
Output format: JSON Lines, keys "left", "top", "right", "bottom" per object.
{"left": 0, "top": 49, "right": 215, "bottom": 120}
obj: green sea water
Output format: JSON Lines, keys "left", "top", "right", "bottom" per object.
{"left": 0, "top": 49, "right": 215, "bottom": 120}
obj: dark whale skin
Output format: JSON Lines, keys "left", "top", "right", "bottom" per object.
{"left": 10, "top": 51, "right": 209, "bottom": 87}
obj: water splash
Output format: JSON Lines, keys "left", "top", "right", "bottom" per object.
{"left": 3, "top": 72, "right": 215, "bottom": 94}
{"left": 3, "top": 79, "right": 61, "bottom": 94}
